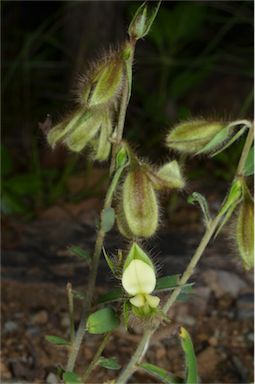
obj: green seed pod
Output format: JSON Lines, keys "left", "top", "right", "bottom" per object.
{"left": 148, "top": 160, "right": 185, "bottom": 190}
{"left": 79, "top": 54, "right": 124, "bottom": 107}
{"left": 166, "top": 120, "right": 225, "bottom": 154}
{"left": 236, "top": 194, "right": 254, "bottom": 271}
{"left": 118, "top": 166, "right": 159, "bottom": 238}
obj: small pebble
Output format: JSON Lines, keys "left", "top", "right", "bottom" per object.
{"left": 3, "top": 321, "right": 18, "bottom": 334}
{"left": 46, "top": 372, "right": 58, "bottom": 384}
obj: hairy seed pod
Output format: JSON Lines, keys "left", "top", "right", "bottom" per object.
{"left": 80, "top": 55, "right": 124, "bottom": 107}
{"left": 119, "top": 167, "right": 159, "bottom": 238}
{"left": 166, "top": 120, "right": 225, "bottom": 154}
{"left": 236, "top": 195, "right": 254, "bottom": 271}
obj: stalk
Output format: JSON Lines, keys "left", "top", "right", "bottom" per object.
{"left": 116, "top": 124, "right": 254, "bottom": 384}
{"left": 66, "top": 45, "right": 135, "bottom": 373}
{"left": 82, "top": 333, "right": 111, "bottom": 382}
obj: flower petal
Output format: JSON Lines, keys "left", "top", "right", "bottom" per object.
{"left": 122, "top": 259, "right": 156, "bottom": 295}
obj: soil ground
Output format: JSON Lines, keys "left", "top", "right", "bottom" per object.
{"left": 1, "top": 197, "right": 254, "bottom": 383}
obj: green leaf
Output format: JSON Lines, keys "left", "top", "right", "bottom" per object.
{"left": 179, "top": 327, "right": 198, "bottom": 384}
{"left": 215, "top": 178, "right": 243, "bottom": 237}
{"left": 68, "top": 245, "right": 91, "bottom": 261}
{"left": 195, "top": 126, "right": 229, "bottom": 155}
{"left": 155, "top": 275, "right": 180, "bottom": 291}
{"left": 86, "top": 308, "right": 120, "bottom": 334}
{"left": 97, "top": 288, "right": 123, "bottom": 305}
{"left": 210, "top": 125, "right": 247, "bottom": 157}
{"left": 219, "top": 179, "right": 243, "bottom": 217}
{"left": 101, "top": 207, "right": 115, "bottom": 232}
{"left": 128, "top": 1, "right": 161, "bottom": 40}
{"left": 63, "top": 371, "right": 81, "bottom": 384}
{"left": 45, "top": 335, "right": 70, "bottom": 346}
{"left": 98, "top": 356, "right": 121, "bottom": 370}
{"left": 187, "top": 192, "right": 211, "bottom": 227}
{"left": 102, "top": 247, "right": 115, "bottom": 274}
{"left": 243, "top": 146, "right": 254, "bottom": 176}
{"left": 140, "top": 362, "right": 182, "bottom": 384}
{"left": 176, "top": 285, "right": 193, "bottom": 302}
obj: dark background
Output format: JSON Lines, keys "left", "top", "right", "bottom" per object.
{"left": 2, "top": 0, "right": 254, "bottom": 218}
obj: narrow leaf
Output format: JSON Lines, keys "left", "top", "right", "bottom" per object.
{"left": 155, "top": 275, "right": 180, "bottom": 291}
{"left": 243, "top": 146, "right": 254, "bottom": 176}
{"left": 97, "top": 288, "right": 123, "bottom": 305}
{"left": 98, "top": 356, "right": 121, "bottom": 370}
{"left": 68, "top": 245, "right": 91, "bottom": 261}
{"left": 195, "top": 126, "right": 229, "bottom": 155}
{"left": 210, "top": 125, "right": 247, "bottom": 157}
{"left": 179, "top": 327, "right": 198, "bottom": 384}
{"left": 140, "top": 362, "right": 182, "bottom": 384}
{"left": 63, "top": 371, "right": 81, "bottom": 384}
{"left": 187, "top": 192, "right": 211, "bottom": 227}
{"left": 176, "top": 285, "right": 193, "bottom": 302}
{"left": 45, "top": 335, "right": 70, "bottom": 346}
{"left": 101, "top": 207, "right": 115, "bottom": 232}
{"left": 86, "top": 308, "right": 120, "bottom": 334}
{"left": 102, "top": 247, "right": 115, "bottom": 274}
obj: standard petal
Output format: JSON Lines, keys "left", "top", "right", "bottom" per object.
{"left": 122, "top": 259, "right": 156, "bottom": 296}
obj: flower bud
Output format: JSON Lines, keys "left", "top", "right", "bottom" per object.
{"left": 148, "top": 160, "right": 185, "bottom": 190}
{"left": 166, "top": 120, "right": 225, "bottom": 154}
{"left": 79, "top": 54, "right": 125, "bottom": 107}
{"left": 118, "top": 166, "right": 159, "bottom": 238}
{"left": 121, "top": 243, "right": 160, "bottom": 314}
{"left": 236, "top": 194, "right": 254, "bottom": 271}
{"left": 128, "top": 2, "right": 161, "bottom": 41}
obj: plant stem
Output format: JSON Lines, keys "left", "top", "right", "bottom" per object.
{"left": 66, "top": 282, "right": 75, "bottom": 344}
{"left": 82, "top": 333, "right": 111, "bottom": 383}
{"left": 66, "top": 45, "right": 135, "bottom": 373}
{"left": 110, "top": 43, "right": 135, "bottom": 175}
{"left": 116, "top": 121, "right": 254, "bottom": 384}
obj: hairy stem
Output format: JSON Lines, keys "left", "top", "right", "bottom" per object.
{"left": 116, "top": 121, "right": 254, "bottom": 384}
{"left": 66, "top": 46, "right": 135, "bottom": 373}
{"left": 82, "top": 333, "right": 111, "bottom": 382}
